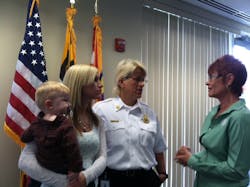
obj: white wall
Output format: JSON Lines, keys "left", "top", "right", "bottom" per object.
{"left": 0, "top": 0, "right": 142, "bottom": 186}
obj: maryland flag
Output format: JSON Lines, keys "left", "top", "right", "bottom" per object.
{"left": 60, "top": 7, "right": 77, "bottom": 81}
{"left": 91, "top": 15, "right": 104, "bottom": 100}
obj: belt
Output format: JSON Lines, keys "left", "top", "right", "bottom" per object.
{"left": 106, "top": 167, "right": 151, "bottom": 177}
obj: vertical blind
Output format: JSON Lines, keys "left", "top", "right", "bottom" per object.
{"left": 141, "top": 7, "right": 230, "bottom": 187}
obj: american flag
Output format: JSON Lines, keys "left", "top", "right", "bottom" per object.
{"left": 4, "top": 0, "right": 48, "bottom": 147}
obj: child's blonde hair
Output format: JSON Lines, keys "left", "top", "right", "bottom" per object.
{"left": 35, "top": 81, "right": 70, "bottom": 111}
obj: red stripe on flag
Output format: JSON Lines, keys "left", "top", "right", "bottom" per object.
{"left": 9, "top": 93, "right": 36, "bottom": 123}
{"left": 5, "top": 115, "right": 24, "bottom": 137}
{"left": 14, "top": 71, "right": 36, "bottom": 100}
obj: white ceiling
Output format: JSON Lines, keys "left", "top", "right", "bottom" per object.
{"left": 180, "top": 0, "right": 250, "bottom": 26}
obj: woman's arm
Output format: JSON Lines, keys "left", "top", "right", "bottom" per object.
{"left": 155, "top": 152, "right": 168, "bottom": 182}
{"left": 18, "top": 142, "right": 68, "bottom": 187}
{"left": 81, "top": 121, "right": 107, "bottom": 184}
{"left": 186, "top": 115, "right": 250, "bottom": 181}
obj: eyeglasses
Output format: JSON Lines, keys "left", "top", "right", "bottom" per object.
{"left": 124, "top": 76, "right": 148, "bottom": 83}
{"left": 131, "top": 77, "right": 148, "bottom": 83}
{"left": 208, "top": 74, "right": 222, "bottom": 80}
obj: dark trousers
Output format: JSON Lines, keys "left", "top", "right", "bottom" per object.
{"left": 98, "top": 167, "right": 161, "bottom": 187}
{"left": 28, "top": 178, "right": 41, "bottom": 187}
{"left": 88, "top": 181, "right": 95, "bottom": 187}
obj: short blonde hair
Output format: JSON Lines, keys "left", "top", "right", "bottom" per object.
{"left": 35, "top": 81, "right": 70, "bottom": 111}
{"left": 113, "top": 59, "right": 146, "bottom": 96}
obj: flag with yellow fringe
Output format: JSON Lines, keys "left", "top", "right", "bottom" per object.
{"left": 91, "top": 12, "right": 104, "bottom": 100}
{"left": 60, "top": 6, "right": 77, "bottom": 81}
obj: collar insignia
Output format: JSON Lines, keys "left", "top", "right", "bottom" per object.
{"left": 142, "top": 114, "right": 150, "bottom": 124}
{"left": 115, "top": 105, "right": 120, "bottom": 110}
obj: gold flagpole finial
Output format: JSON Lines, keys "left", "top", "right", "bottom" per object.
{"left": 70, "top": 0, "right": 75, "bottom": 8}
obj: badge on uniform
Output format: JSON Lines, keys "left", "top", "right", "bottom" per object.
{"left": 100, "top": 180, "right": 110, "bottom": 187}
{"left": 142, "top": 114, "right": 150, "bottom": 124}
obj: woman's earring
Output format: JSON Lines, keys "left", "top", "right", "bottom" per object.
{"left": 69, "top": 108, "right": 73, "bottom": 118}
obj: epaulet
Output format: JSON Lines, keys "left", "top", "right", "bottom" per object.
{"left": 94, "top": 98, "right": 113, "bottom": 107}
{"left": 140, "top": 101, "right": 149, "bottom": 107}
{"left": 103, "top": 98, "right": 113, "bottom": 102}
{"left": 139, "top": 101, "right": 154, "bottom": 114}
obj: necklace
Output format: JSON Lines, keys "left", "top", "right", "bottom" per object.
{"left": 78, "top": 117, "right": 92, "bottom": 132}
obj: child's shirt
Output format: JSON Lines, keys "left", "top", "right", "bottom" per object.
{"left": 21, "top": 112, "right": 83, "bottom": 174}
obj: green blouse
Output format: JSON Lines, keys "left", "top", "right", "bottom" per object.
{"left": 188, "top": 99, "right": 250, "bottom": 187}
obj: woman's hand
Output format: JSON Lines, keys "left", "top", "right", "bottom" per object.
{"left": 175, "top": 146, "right": 192, "bottom": 166}
{"left": 78, "top": 172, "right": 87, "bottom": 187}
{"left": 158, "top": 173, "right": 168, "bottom": 183}
{"left": 67, "top": 172, "right": 86, "bottom": 187}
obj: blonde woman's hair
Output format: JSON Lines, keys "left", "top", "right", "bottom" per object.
{"left": 63, "top": 64, "right": 99, "bottom": 129}
{"left": 35, "top": 81, "right": 70, "bottom": 111}
{"left": 113, "top": 58, "right": 146, "bottom": 96}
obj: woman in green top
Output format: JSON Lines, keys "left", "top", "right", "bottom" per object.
{"left": 175, "top": 55, "right": 250, "bottom": 187}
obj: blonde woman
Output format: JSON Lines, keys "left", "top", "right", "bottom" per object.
{"left": 19, "top": 64, "right": 107, "bottom": 187}
{"left": 93, "top": 59, "right": 167, "bottom": 187}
